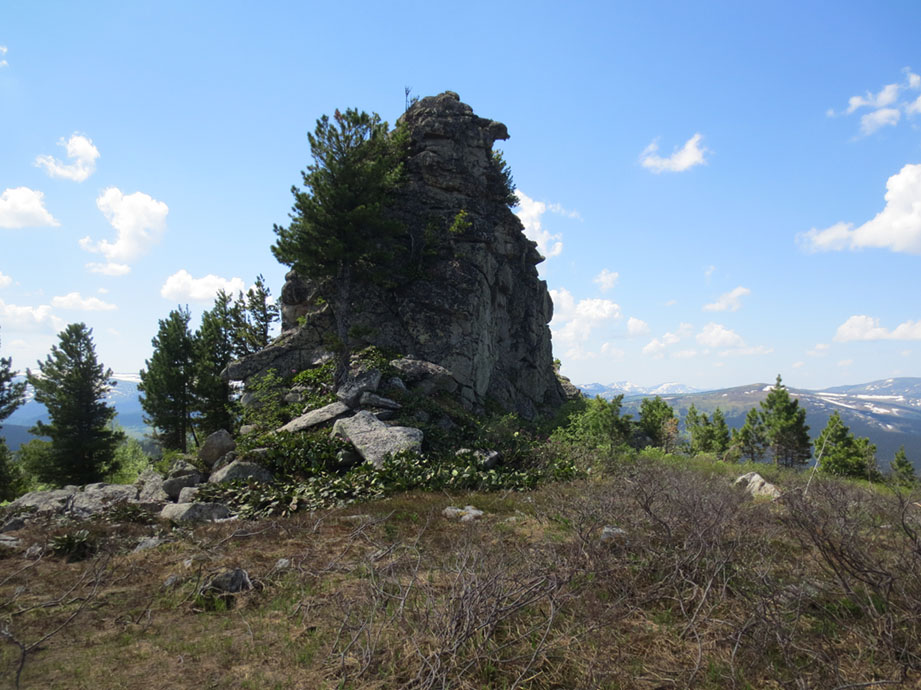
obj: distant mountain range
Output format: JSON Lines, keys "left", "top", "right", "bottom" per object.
{"left": 579, "top": 381, "right": 702, "bottom": 398}
{"left": 579, "top": 377, "right": 921, "bottom": 470}
{"left": 1, "top": 374, "right": 146, "bottom": 451}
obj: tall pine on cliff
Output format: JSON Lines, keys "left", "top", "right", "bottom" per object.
{"left": 271, "top": 108, "right": 407, "bottom": 386}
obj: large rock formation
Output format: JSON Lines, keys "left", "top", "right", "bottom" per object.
{"left": 226, "top": 92, "right": 566, "bottom": 419}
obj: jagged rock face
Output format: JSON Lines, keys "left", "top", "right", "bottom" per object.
{"left": 231, "top": 91, "right": 565, "bottom": 419}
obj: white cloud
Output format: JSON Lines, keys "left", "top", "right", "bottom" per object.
{"left": 34, "top": 134, "right": 100, "bottom": 182}
{"left": 838, "top": 359, "right": 854, "bottom": 367}
{"left": 799, "top": 164, "right": 921, "bottom": 255}
{"left": 160, "top": 269, "right": 246, "bottom": 303}
{"left": 514, "top": 190, "right": 565, "bottom": 258}
{"left": 640, "top": 133, "right": 709, "bottom": 173}
{"left": 0, "top": 298, "right": 63, "bottom": 332}
{"left": 696, "top": 322, "right": 744, "bottom": 349}
{"left": 846, "top": 83, "right": 900, "bottom": 114}
{"left": 641, "top": 323, "right": 692, "bottom": 358}
{"left": 664, "top": 299, "right": 677, "bottom": 307}
{"left": 51, "top": 292, "right": 117, "bottom": 311}
{"left": 703, "top": 285, "right": 750, "bottom": 312}
{"left": 0, "top": 45, "right": 7, "bottom": 68}
{"left": 0, "top": 187, "right": 59, "bottom": 228}
{"left": 86, "top": 262, "right": 131, "bottom": 276}
{"left": 549, "top": 287, "right": 621, "bottom": 356}
{"left": 860, "top": 108, "right": 900, "bottom": 135}
{"left": 642, "top": 338, "right": 667, "bottom": 358}
{"left": 671, "top": 349, "right": 698, "bottom": 359}
{"left": 593, "top": 269, "right": 618, "bottom": 291}
{"left": 627, "top": 316, "right": 650, "bottom": 336}
{"left": 719, "top": 345, "right": 773, "bottom": 356}
{"left": 81, "top": 187, "right": 168, "bottom": 264}
{"left": 792, "top": 361, "right": 805, "bottom": 369}
{"left": 0, "top": 271, "right": 11, "bottom": 288}
{"left": 807, "top": 343, "right": 830, "bottom": 357}
{"left": 704, "top": 265, "right": 716, "bottom": 281}
{"left": 834, "top": 315, "right": 921, "bottom": 342}
{"left": 600, "top": 342, "right": 625, "bottom": 359}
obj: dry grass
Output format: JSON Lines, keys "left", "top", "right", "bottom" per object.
{"left": 3, "top": 459, "right": 921, "bottom": 689}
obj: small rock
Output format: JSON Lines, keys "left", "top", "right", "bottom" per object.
{"left": 735, "top": 472, "right": 782, "bottom": 499}
{"left": 386, "top": 376, "right": 407, "bottom": 392}
{"left": 162, "top": 574, "right": 181, "bottom": 589}
{"left": 212, "top": 451, "right": 237, "bottom": 473}
{"left": 0, "top": 534, "right": 22, "bottom": 549}
{"left": 359, "top": 392, "right": 401, "bottom": 410}
{"left": 1, "top": 516, "right": 27, "bottom": 533}
{"left": 198, "top": 429, "right": 236, "bottom": 468}
{"left": 456, "top": 448, "right": 500, "bottom": 470}
{"left": 134, "top": 536, "right": 165, "bottom": 553}
{"left": 336, "top": 369, "right": 382, "bottom": 408}
{"left": 277, "top": 401, "right": 351, "bottom": 433}
{"left": 239, "top": 424, "right": 258, "bottom": 436}
{"left": 24, "top": 544, "right": 43, "bottom": 560}
{"left": 389, "top": 357, "right": 457, "bottom": 395}
{"left": 160, "top": 502, "right": 232, "bottom": 522}
{"left": 208, "top": 460, "right": 274, "bottom": 484}
{"left": 331, "top": 411, "right": 423, "bottom": 467}
{"left": 600, "top": 525, "right": 627, "bottom": 543}
{"left": 167, "top": 459, "right": 199, "bottom": 478}
{"left": 273, "top": 558, "right": 291, "bottom": 572}
{"left": 442, "top": 505, "right": 484, "bottom": 522}
{"left": 136, "top": 469, "right": 168, "bottom": 504}
{"left": 162, "top": 473, "right": 203, "bottom": 501}
{"left": 203, "top": 568, "right": 252, "bottom": 595}
{"left": 177, "top": 486, "right": 200, "bottom": 503}
{"left": 412, "top": 410, "right": 431, "bottom": 424}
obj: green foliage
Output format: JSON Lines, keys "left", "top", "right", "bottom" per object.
{"left": 639, "top": 396, "right": 679, "bottom": 451}
{"left": 232, "top": 274, "right": 280, "bottom": 358}
{"left": 14, "top": 439, "right": 54, "bottom": 492}
{"left": 0, "top": 328, "right": 26, "bottom": 426}
{"left": 50, "top": 528, "right": 95, "bottom": 562}
{"left": 103, "top": 501, "right": 155, "bottom": 525}
{"left": 890, "top": 445, "right": 915, "bottom": 485}
{"left": 26, "top": 323, "right": 124, "bottom": 486}
{"left": 104, "top": 436, "right": 153, "bottom": 485}
{"left": 240, "top": 369, "right": 298, "bottom": 430}
{"left": 553, "top": 395, "right": 634, "bottom": 451}
{"left": 193, "top": 291, "right": 239, "bottom": 436}
{"left": 734, "top": 407, "right": 767, "bottom": 462}
{"left": 815, "top": 411, "right": 880, "bottom": 480}
{"left": 271, "top": 107, "right": 408, "bottom": 386}
{"left": 447, "top": 209, "right": 472, "bottom": 235}
{"left": 760, "top": 375, "right": 811, "bottom": 467}
{"left": 140, "top": 307, "right": 196, "bottom": 452}
{"left": 491, "top": 149, "right": 518, "bottom": 207}
{"left": 685, "top": 404, "right": 730, "bottom": 456}
{"left": 0, "top": 438, "right": 26, "bottom": 501}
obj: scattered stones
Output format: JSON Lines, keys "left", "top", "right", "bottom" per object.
{"left": 160, "top": 502, "right": 232, "bottom": 522}
{"left": 442, "top": 505, "right": 484, "bottom": 522}
{"left": 331, "top": 411, "right": 423, "bottom": 467}
{"left": 735, "top": 472, "right": 782, "bottom": 499}
{"left": 167, "top": 459, "right": 199, "bottom": 478}
{"left": 136, "top": 469, "right": 169, "bottom": 503}
{"left": 212, "top": 452, "right": 236, "bottom": 473}
{"left": 359, "top": 392, "right": 401, "bottom": 410}
{"left": 8, "top": 487, "right": 77, "bottom": 515}
{"left": 134, "top": 536, "right": 166, "bottom": 553}
{"left": 198, "top": 429, "right": 235, "bottom": 468}
{"left": 0, "top": 534, "right": 22, "bottom": 550}
{"left": 208, "top": 460, "right": 274, "bottom": 484}
{"left": 1, "top": 516, "right": 27, "bottom": 534}
{"left": 70, "top": 483, "right": 140, "bottom": 519}
{"left": 277, "top": 401, "right": 351, "bottom": 433}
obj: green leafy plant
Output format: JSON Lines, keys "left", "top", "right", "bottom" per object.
{"left": 448, "top": 209, "right": 472, "bottom": 235}
{"left": 50, "top": 529, "right": 95, "bottom": 562}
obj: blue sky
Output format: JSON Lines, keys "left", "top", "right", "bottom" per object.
{"left": 1, "top": 1, "right": 920, "bottom": 391}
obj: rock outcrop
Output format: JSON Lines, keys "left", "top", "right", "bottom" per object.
{"left": 225, "top": 92, "right": 566, "bottom": 419}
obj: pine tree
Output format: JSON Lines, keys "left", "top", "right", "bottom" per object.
{"left": 194, "top": 292, "right": 239, "bottom": 436}
{"left": 890, "top": 445, "right": 916, "bottom": 485}
{"left": 0, "top": 329, "right": 26, "bottom": 425}
{"left": 236, "top": 275, "right": 279, "bottom": 356}
{"left": 736, "top": 407, "right": 767, "bottom": 462}
{"left": 639, "top": 396, "right": 678, "bottom": 451}
{"left": 760, "top": 375, "right": 811, "bottom": 467}
{"left": 26, "top": 323, "right": 123, "bottom": 486}
{"left": 814, "top": 411, "right": 880, "bottom": 480}
{"left": 139, "top": 307, "right": 197, "bottom": 452}
{"left": 271, "top": 108, "right": 407, "bottom": 386}
{"left": 710, "top": 408, "right": 731, "bottom": 455}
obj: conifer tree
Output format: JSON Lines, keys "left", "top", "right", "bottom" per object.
{"left": 235, "top": 275, "right": 279, "bottom": 356}
{"left": 194, "top": 292, "right": 239, "bottom": 436}
{"left": 736, "top": 407, "right": 767, "bottom": 462}
{"left": 271, "top": 108, "right": 407, "bottom": 386}
{"left": 710, "top": 408, "right": 731, "bottom": 455}
{"left": 1, "top": 330, "right": 27, "bottom": 500}
{"left": 26, "top": 323, "right": 123, "bottom": 485}
{"left": 890, "top": 445, "right": 916, "bottom": 485}
{"left": 815, "top": 411, "right": 880, "bottom": 480}
{"left": 760, "top": 375, "right": 811, "bottom": 467}
{"left": 139, "top": 307, "right": 197, "bottom": 452}
{"left": 639, "top": 396, "right": 678, "bottom": 451}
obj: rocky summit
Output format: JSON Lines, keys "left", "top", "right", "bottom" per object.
{"left": 225, "top": 91, "right": 568, "bottom": 419}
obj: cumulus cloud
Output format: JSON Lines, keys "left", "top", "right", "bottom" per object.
{"left": 160, "top": 269, "right": 246, "bottom": 303}
{"left": 600, "top": 342, "right": 625, "bottom": 359}
{"left": 799, "top": 164, "right": 921, "bottom": 254}
{"left": 696, "top": 323, "right": 745, "bottom": 349}
{"left": 0, "top": 45, "right": 7, "bottom": 68}
{"left": 80, "top": 187, "right": 168, "bottom": 264}
{"left": 0, "top": 271, "right": 11, "bottom": 288}
{"left": 671, "top": 349, "right": 698, "bottom": 359}
{"left": 640, "top": 133, "right": 709, "bottom": 173}
{"left": 593, "top": 269, "right": 618, "bottom": 291}
{"left": 0, "top": 187, "right": 59, "bottom": 228}
{"left": 720, "top": 345, "right": 773, "bottom": 357}
{"left": 627, "top": 317, "right": 650, "bottom": 336}
{"left": 641, "top": 323, "right": 693, "bottom": 358}
{"left": 807, "top": 343, "right": 830, "bottom": 357}
{"left": 514, "top": 190, "right": 565, "bottom": 258}
{"left": 34, "top": 134, "right": 100, "bottom": 182}
{"left": 549, "top": 287, "right": 621, "bottom": 359}
{"left": 642, "top": 338, "right": 667, "bottom": 358}
{"left": 834, "top": 315, "right": 921, "bottom": 342}
{"left": 703, "top": 285, "right": 750, "bottom": 312}
{"left": 51, "top": 292, "right": 117, "bottom": 311}
{"left": 86, "top": 262, "right": 131, "bottom": 276}
{"left": 792, "top": 361, "right": 805, "bottom": 369}
{"left": 833, "top": 69, "right": 921, "bottom": 135}
{"left": 0, "top": 298, "right": 63, "bottom": 332}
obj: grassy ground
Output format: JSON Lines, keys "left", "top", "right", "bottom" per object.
{"left": 2, "top": 455, "right": 921, "bottom": 689}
